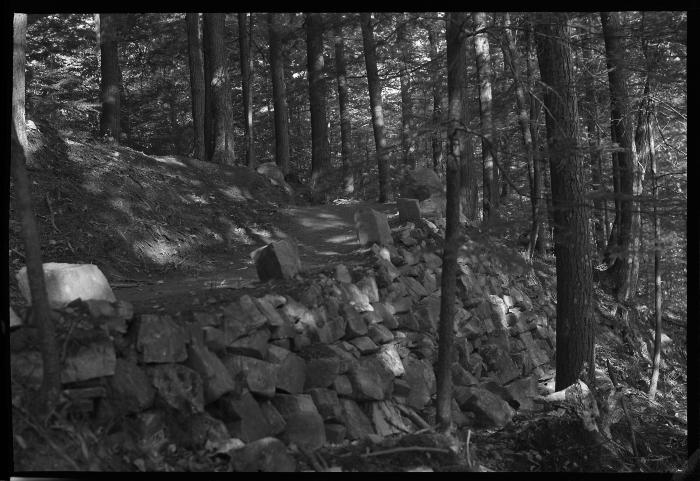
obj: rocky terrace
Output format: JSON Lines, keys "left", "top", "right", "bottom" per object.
{"left": 11, "top": 209, "right": 560, "bottom": 472}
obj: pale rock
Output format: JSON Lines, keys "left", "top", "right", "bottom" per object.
{"left": 339, "top": 398, "right": 375, "bottom": 440}
{"left": 368, "top": 323, "right": 394, "bottom": 344}
{"left": 335, "top": 264, "right": 352, "bottom": 283}
{"left": 223, "top": 354, "right": 277, "bottom": 398}
{"left": 357, "top": 276, "right": 380, "bottom": 303}
{"left": 375, "top": 343, "right": 405, "bottom": 377}
{"left": 398, "top": 198, "right": 421, "bottom": 223}
{"left": 254, "top": 240, "right": 302, "bottom": 281}
{"left": 186, "top": 341, "right": 236, "bottom": 403}
{"left": 354, "top": 208, "right": 393, "bottom": 246}
{"left": 16, "top": 262, "right": 116, "bottom": 308}
{"left": 219, "top": 390, "right": 273, "bottom": 442}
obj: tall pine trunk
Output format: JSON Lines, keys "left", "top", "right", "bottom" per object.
{"left": 601, "top": 12, "right": 640, "bottom": 301}
{"left": 13, "top": 13, "right": 27, "bottom": 151}
{"left": 306, "top": 13, "right": 330, "bottom": 196}
{"left": 334, "top": 17, "right": 354, "bottom": 194}
{"left": 239, "top": 13, "right": 256, "bottom": 168}
{"left": 397, "top": 13, "right": 414, "bottom": 169}
{"left": 526, "top": 18, "right": 548, "bottom": 255}
{"left": 203, "top": 13, "right": 236, "bottom": 165}
{"left": 360, "top": 12, "right": 390, "bottom": 203}
{"left": 436, "top": 11, "right": 465, "bottom": 430}
{"left": 581, "top": 16, "right": 606, "bottom": 258}
{"left": 472, "top": 12, "right": 496, "bottom": 223}
{"left": 427, "top": 21, "right": 444, "bottom": 173}
{"left": 501, "top": 12, "right": 539, "bottom": 259}
{"left": 186, "top": 13, "right": 206, "bottom": 161}
{"left": 99, "top": 13, "right": 121, "bottom": 141}
{"left": 535, "top": 12, "right": 595, "bottom": 390}
{"left": 461, "top": 32, "right": 478, "bottom": 221}
{"left": 268, "top": 13, "right": 290, "bottom": 175}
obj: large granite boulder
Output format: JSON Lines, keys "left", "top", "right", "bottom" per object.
{"left": 253, "top": 240, "right": 302, "bottom": 282}
{"left": 399, "top": 167, "right": 443, "bottom": 201}
{"left": 16, "top": 263, "right": 116, "bottom": 308}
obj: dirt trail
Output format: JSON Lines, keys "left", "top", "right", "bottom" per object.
{"left": 113, "top": 201, "right": 397, "bottom": 314}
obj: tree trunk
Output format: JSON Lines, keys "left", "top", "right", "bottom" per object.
{"left": 186, "top": 13, "right": 206, "bottom": 161}
{"left": 398, "top": 13, "right": 414, "bottom": 169}
{"left": 13, "top": 13, "right": 27, "bottom": 151}
{"left": 581, "top": 17, "right": 606, "bottom": 258}
{"left": 268, "top": 13, "right": 290, "bottom": 175}
{"left": 334, "top": 17, "right": 354, "bottom": 194}
{"left": 11, "top": 122, "right": 61, "bottom": 414}
{"left": 526, "top": 18, "right": 548, "bottom": 256}
{"left": 427, "top": 20, "right": 444, "bottom": 174}
{"left": 461, "top": 37, "right": 478, "bottom": 221}
{"left": 239, "top": 13, "right": 256, "bottom": 168}
{"left": 99, "top": 13, "right": 121, "bottom": 141}
{"left": 535, "top": 12, "right": 595, "bottom": 391}
{"left": 472, "top": 12, "right": 496, "bottom": 223}
{"left": 436, "top": 11, "right": 465, "bottom": 430}
{"left": 203, "top": 13, "right": 236, "bottom": 165}
{"left": 647, "top": 101, "right": 662, "bottom": 401}
{"left": 601, "top": 11, "right": 640, "bottom": 301}
{"left": 306, "top": 13, "right": 330, "bottom": 196}
{"left": 360, "top": 12, "right": 390, "bottom": 203}
{"left": 501, "top": 12, "right": 538, "bottom": 259}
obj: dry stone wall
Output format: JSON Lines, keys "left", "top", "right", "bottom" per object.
{"left": 10, "top": 214, "right": 559, "bottom": 470}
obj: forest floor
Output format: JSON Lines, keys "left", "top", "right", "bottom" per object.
{"left": 9, "top": 120, "right": 689, "bottom": 473}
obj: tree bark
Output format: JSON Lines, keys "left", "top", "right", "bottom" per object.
{"left": 461, "top": 31, "right": 478, "bottom": 221}
{"left": 13, "top": 13, "right": 28, "bottom": 151}
{"left": 436, "top": 11, "right": 465, "bottom": 430}
{"left": 397, "top": 13, "right": 414, "bottom": 169}
{"left": 426, "top": 20, "right": 444, "bottom": 174}
{"left": 472, "top": 12, "right": 496, "bottom": 223}
{"left": 306, "top": 13, "right": 330, "bottom": 196}
{"left": 525, "top": 18, "right": 548, "bottom": 256}
{"left": 501, "top": 13, "right": 539, "bottom": 259}
{"left": 203, "top": 13, "right": 236, "bottom": 165}
{"left": 186, "top": 13, "right": 206, "bottom": 161}
{"left": 601, "top": 12, "right": 640, "bottom": 301}
{"left": 11, "top": 122, "right": 61, "bottom": 413}
{"left": 581, "top": 16, "right": 606, "bottom": 258}
{"left": 268, "top": 13, "right": 290, "bottom": 175}
{"left": 360, "top": 12, "right": 390, "bottom": 203}
{"left": 334, "top": 16, "right": 354, "bottom": 194}
{"left": 646, "top": 96, "right": 662, "bottom": 401}
{"left": 99, "top": 13, "right": 121, "bottom": 141}
{"left": 535, "top": 12, "right": 595, "bottom": 391}
{"left": 239, "top": 13, "right": 256, "bottom": 168}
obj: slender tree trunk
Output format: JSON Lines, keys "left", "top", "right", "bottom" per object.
{"left": 526, "top": 18, "right": 548, "bottom": 256}
{"left": 581, "top": 18, "right": 606, "bottom": 258}
{"left": 535, "top": 12, "right": 595, "bottom": 390}
{"left": 186, "top": 13, "right": 206, "bottom": 161}
{"left": 501, "top": 12, "right": 539, "bottom": 259}
{"left": 268, "top": 13, "right": 290, "bottom": 175}
{"left": 647, "top": 101, "right": 662, "bottom": 400}
{"left": 360, "top": 12, "right": 390, "bottom": 203}
{"left": 306, "top": 13, "right": 330, "bottom": 197}
{"left": 472, "top": 12, "right": 496, "bottom": 223}
{"left": 436, "top": 11, "right": 465, "bottom": 430}
{"left": 334, "top": 17, "right": 354, "bottom": 194}
{"left": 12, "top": 122, "right": 61, "bottom": 413}
{"left": 239, "top": 13, "right": 256, "bottom": 168}
{"left": 398, "top": 13, "right": 414, "bottom": 169}
{"left": 203, "top": 13, "right": 236, "bottom": 165}
{"left": 601, "top": 11, "right": 640, "bottom": 301}
{"left": 461, "top": 43, "right": 478, "bottom": 221}
{"left": 99, "top": 13, "right": 121, "bottom": 141}
{"left": 427, "top": 21, "right": 444, "bottom": 174}
{"left": 13, "top": 13, "right": 28, "bottom": 151}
